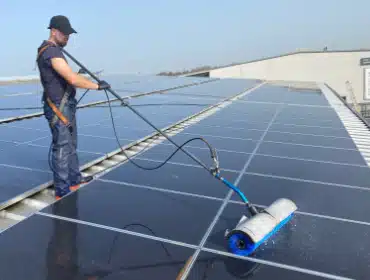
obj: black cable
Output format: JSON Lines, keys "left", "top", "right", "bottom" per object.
{"left": 103, "top": 89, "right": 217, "bottom": 171}
{"left": 47, "top": 86, "right": 218, "bottom": 190}
{"left": 80, "top": 223, "right": 181, "bottom": 279}
{"left": 76, "top": 89, "right": 90, "bottom": 104}
{"left": 107, "top": 223, "right": 173, "bottom": 265}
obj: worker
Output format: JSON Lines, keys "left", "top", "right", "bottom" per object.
{"left": 36, "top": 15, "right": 110, "bottom": 200}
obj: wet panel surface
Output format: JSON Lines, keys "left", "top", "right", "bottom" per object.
{"left": 188, "top": 251, "right": 324, "bottom": 279}
{"left": 232, "top": 173, "right": 370, "bottom": 223}
{"left": 204, "top": 203, "right": 370, "bottom": 280}
{"left": 0, "top": 213, "right": 196, "bottom": 280}
{"left": 42, "top": 180, "right": 223, "bottom": 245}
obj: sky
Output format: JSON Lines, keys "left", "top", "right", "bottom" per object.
{"left": 1, "top": 0, "right": 370, "bottom": 77}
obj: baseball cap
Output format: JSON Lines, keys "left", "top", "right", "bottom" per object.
{"left": 48, "top": 15, "right": 77, "bottom": 35}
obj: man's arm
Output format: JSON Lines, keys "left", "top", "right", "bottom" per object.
{"left": 51, "top": 58, "right": 99, "bottom": 90}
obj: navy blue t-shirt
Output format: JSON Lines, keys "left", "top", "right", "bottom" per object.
{"left": 37, "top": 40, "right": 76, "bottom": 104}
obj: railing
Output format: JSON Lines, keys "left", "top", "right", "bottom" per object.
{"left": 345, "top": 81, "right": 361, "bottom": 113}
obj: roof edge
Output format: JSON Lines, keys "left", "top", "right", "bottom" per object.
{"left": 185, "top": 49, "right": 370, "bottom": 76}
{"left": 324, "top": 82, "right": 370, "bottom": 129}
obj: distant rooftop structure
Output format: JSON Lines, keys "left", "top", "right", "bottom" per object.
{"left": 182, "top": 48, "right": 370, "bottom": 120}
{"left": 182, "top": 48, "right": 370, "bottom": 77}
{"left": 0, "top": 75, "right": 39, "bottom": 85}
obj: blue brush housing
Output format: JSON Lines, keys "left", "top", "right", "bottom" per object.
{"left": 227, "top": 214, "right": 294, "bottom": 256}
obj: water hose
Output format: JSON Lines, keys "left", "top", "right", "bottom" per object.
{"left": 58, "top": 48, "right": 297, "bottom": 258}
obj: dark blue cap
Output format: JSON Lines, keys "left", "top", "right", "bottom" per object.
{"left": 48, "top": 15, "right": 77, "bottom": 35}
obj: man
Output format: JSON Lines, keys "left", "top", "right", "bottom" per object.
{"left": 37, "top": 15, "right": 110, "bottom": 199}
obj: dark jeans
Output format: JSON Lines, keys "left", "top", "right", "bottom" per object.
{"left": 44, "top": 97, "right": 82, "bottom": 197}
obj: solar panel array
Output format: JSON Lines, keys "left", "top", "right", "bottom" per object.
{"left": 0, "top": 75, "right": 230, "bottom": 207}
{"left": 0, "top": 76, "right": 369, "bottom": 279}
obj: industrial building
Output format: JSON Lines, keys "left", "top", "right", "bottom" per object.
{"left": 186, "top": 49, "right": 370, "bottom": 118}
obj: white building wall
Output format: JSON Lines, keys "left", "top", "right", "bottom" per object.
{"left": 209, "top": 51, "right": 370, "bottom": 103}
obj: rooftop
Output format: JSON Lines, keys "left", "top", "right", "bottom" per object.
{"left": 0, "top": 75, "right": 369, "bottom": 279}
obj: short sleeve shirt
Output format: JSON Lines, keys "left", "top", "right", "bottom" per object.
{"left": 37, "top": 40, "right": 76, "bottom": 104}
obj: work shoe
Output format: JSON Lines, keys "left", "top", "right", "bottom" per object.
{"left": 70, "top": 176, "right": 94, "bottom": 191}
{"left": 55, "top": 187, "right": 71, "bottom": 200}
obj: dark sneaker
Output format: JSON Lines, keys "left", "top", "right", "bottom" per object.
{"left": 70, "top": 176, "right": 94, "bottom": 191}
{"left": 55, "top": 187, "right": 71, "bottom": 200}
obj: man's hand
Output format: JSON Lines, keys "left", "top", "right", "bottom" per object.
{"left": 97, "top": 80, "right": 110, "bottom": 90}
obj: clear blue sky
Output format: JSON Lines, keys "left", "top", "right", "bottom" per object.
{"left": 1, "top": 0, "right": 370, "bottom": 76}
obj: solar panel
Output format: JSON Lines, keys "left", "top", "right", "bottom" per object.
{"left": 188, "top": 251, "right": 319, "bottom": 279}
{"left": 204, "top": 201, "right": 370, "bottom": 279}
{"left": 108, "top": 74, "right": 210, "bottom": 94}
{"left": 0, "top": 79, "right": 369, "bottom": 279}
{"left": 0, "top": 75, "right": 224, "bottom": 208}
{"left": 243, "top": 84, "right": 330, "bottom": 106}
{"left": 0, "top": 74, "right": 209, "bottom": 120}
{"left": 0, "top": 83, "right": 40, "bottom": 96}
{"left": 263, "top": 130, "right": 357, "bottom": 149}
{"left": 257, "top": 141, "right": 366, "bottom": 164}
{"left": 0, "top": 141, "right": 99, "bottom": 169}
{"left": 0, "top": 213, "right": 197, "bottom": 279}
{"left": 167, "top": 78, "right": 259, "bottom": 98}
{"left": 0, "top": 165, "right": 51, "bottom": 204}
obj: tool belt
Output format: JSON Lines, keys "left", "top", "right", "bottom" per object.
{"left": 37, "top": 42, "right": 72, "bottom": 131}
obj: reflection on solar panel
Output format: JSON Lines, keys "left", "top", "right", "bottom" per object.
{"left": 0, "top": 76, "right": 369, "bottom": 279}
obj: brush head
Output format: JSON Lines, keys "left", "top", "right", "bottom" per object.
{"left": 226, "top": 198, "right": 297, "bottom": 256}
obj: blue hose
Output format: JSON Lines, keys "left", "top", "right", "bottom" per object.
{"left": 214, "top": 173, "right": 248, "bottom": 204}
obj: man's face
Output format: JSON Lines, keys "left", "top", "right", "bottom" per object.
{"left": 53, "top": 29, "right": 69, "bottom": 47}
